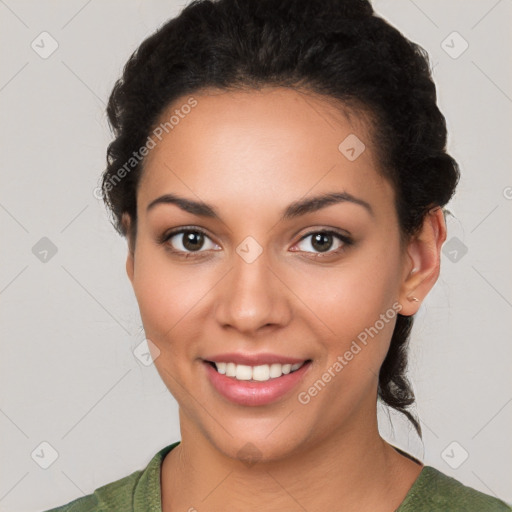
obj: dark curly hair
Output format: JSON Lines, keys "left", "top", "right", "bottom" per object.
{"left": 101, "top": 0, "right": 460, "bottom": 437}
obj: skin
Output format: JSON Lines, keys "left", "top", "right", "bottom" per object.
{"left": 123, "top": 87, "right": 446, "bottom": 511}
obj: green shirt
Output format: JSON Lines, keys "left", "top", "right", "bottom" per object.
{"left": 43, "top": 441, "right": 511, "bottom": 511}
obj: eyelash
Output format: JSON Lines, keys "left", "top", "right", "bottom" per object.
{"left": 158, "top": 227, "right": 353, "bottom": 260}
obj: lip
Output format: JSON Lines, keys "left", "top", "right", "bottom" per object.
{"left": 203, "top": 352, "right": 307, "bottom": 366}
{"left": 203, "top": 359, "right": 312, "bottom": 406}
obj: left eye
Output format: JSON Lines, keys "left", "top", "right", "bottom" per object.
{"left": 294, "top": 231, "right": 349, "bottom": 254}
{"left": 165, "top": 229, "right": 219, "bottom": 253}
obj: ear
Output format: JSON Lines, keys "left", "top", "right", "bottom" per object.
{"left": 398, "top": 207, "right": 447, "bottom": 316}
{"left": 121, "top": 213, "right": 135, "bottom": 285}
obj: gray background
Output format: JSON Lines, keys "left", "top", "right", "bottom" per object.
{"left": 1, "top": 0, "right": 511, "bottom": 510}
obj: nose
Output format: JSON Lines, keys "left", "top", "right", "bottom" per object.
{"left": 214, "top": 249, "right": 292, "bottom": 335}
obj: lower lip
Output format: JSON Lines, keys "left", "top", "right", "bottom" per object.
{"left": 203, "top": 361, "right": 312, "bottom": 406}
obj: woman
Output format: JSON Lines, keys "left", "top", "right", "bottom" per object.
{"left": 45, "top": 0, "right": 511, "bottom": 510}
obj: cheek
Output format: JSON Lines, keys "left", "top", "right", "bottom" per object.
{"left": 131, "top": 250, "right": 209, "bottom": 398}
{"left": 131, "top": 244, "right": 218, "bottom": 353}
{"left": 296, "top": 248, "right": 401, "bottom": 330}
{"left": 292, "top": 261, "right": 402, "bottom": 418}
{"left": 291, "top": 238, "right": 403, "bottom": 379}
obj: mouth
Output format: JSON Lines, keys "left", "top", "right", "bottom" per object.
{"left": 202, "top": 357, "right": 313, "bottom": 406}
{"left": 204, "top": 360, "right": 311, "bottom": 382}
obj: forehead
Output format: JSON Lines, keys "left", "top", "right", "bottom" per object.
{"left": 137, "top": 87, "right": 394, "bottom": 220}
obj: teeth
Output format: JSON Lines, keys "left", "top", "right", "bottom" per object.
{"left": 269, "top": 363, "right": 285, "bottom": 378}
{"left": 236, "top": 364, "right": 252, "bottom": 381}
{"left": 226, "top": 362, "right": 236, "bottom": 377}
{"left": 252, "top": 364, "right": 270, "bottom": 381}
{"left": 281, "top": 364, "right": 292, "bottom": 374}
{"left": 212, "top": 361, "right": 306, "bottom": 381}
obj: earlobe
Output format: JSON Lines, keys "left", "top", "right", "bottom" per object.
{"left": 399, "top": 207, "right": 447, "bottom": 316}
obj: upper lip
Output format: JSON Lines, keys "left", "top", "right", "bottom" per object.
{"left": 203, "top": 353, "right": 309, "bottom": 366}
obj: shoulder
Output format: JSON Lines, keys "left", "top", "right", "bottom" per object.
{"left": 41, "top": 441, "right": 180, "bottom": 512}
{"left": 398, "top": 465, "right": 512, "bottom": 512}
{"left": 41, "top": 468, "right": 143, "bottom": 512}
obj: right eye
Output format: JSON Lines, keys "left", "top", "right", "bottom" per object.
{"left": 161, "top": 228, "right": 220, "bottom": 256}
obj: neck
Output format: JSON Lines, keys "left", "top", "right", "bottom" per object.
{"left": 161, "top": 410, "right": 423, "bottom": 512}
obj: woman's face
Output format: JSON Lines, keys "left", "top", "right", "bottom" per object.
{"left": 126, "top": 87, "right": 415, "bottom": 462}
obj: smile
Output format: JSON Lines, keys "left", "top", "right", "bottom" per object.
{"left": 207, "top": 360, "right": 308, "bottom": 382}
{"left": 203, "top": 358, "right": 312, "bottom": 406}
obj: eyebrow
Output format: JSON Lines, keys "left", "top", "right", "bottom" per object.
{"left": 146, "top": 191, "right": 373, "bottom": 220}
